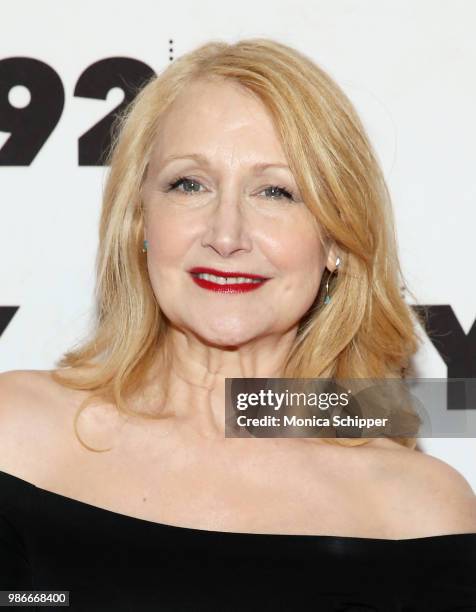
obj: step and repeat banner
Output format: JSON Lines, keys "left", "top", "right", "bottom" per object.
{"left": 1, "top": 1, "right": 475, "bottom": 486}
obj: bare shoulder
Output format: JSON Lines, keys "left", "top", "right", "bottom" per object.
{"left": 367, "top": 442, "right": 476, "bottom": 538}
{"left": 0, "top": 368, "right": 57, "bottom": 424}
{"left": 0, "top": 369, "right": 79, "bottom": 483}
{"left": 0, "top": 368, "right": 69, "bottom": 415}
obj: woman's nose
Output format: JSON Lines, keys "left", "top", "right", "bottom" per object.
{"left": 200, "top": 192, "right": 252, "bottom": 257}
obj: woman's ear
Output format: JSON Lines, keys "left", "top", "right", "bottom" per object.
{"left": 325, "top": 242, "right": 340, "bottom": 273}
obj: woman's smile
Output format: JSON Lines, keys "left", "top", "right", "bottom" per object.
{"left": 188, "top": 266, "right": 271, "bottom": 293}
{"left": 189, "top": 267, "right": 270, "bottom": 293}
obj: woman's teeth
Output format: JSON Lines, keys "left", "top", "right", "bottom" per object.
{"left": 196, "top": 273, "right": 262, "bottom": 284}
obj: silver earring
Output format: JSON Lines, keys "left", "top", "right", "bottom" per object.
{"left": 141, "top": 239, "right": 148, "bottom": 253}
{"left": 324, "top": 256, "right": 340, "bottom": 305}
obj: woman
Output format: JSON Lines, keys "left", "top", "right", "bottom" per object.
{"left": 0, "top": 38, "right": 475, "bottom": 611}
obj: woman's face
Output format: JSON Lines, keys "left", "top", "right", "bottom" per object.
{"left": 141, "top": 78, "right": 331, "bottom": 347}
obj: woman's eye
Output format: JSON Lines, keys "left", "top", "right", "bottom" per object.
{"left": 167, "top": 176, "right": 204, "bottom": 194}
{"left": 166, "top": 176, "right": 295, "bottom": 202}
{"left": 260, "top": 185, "right": 295, "bottom": 201}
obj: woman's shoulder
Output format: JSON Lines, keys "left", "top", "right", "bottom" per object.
{"left": 0, "top": 368, "right": 59, "bottom": 396}
{"left": 0, "top": 369, "right": 79, "bottom": 485}
{"left": 365, "top": 441, "right": 476, "bottom": 538}
{"left": 0, "top": 368, "right": 57, "bottom": 425}
{"left": 0, "top": 368, "right": 69, "bottom": 420}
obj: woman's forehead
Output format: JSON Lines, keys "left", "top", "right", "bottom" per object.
{"left": 154, "top": 79, "right": 275, "bottom": 138}
{"left": 148, "top": 97, "right": 285, "bottom": 172}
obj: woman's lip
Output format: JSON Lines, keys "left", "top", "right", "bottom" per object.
{"left": 190, "top": 274, "right": 268, "bottom": 293}
{"left": 188, "top": 266, "right": 270, "bottom": 280}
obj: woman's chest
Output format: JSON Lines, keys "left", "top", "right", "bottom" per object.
{"left": 54, "top": 434, "right": 388, "bottom": 536}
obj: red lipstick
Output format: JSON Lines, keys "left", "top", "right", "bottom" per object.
{"left": 188, "top": 267, "right": 270, "bottom": 293}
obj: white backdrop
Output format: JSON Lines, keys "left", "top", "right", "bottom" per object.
{"left": 1, "top": 0, "right": 475, "bottom": 488}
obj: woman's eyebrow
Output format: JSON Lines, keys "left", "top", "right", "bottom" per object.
{"left": 161, "top": 152, "right": 291, "bottom": 172}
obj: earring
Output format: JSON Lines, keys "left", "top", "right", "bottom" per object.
{"left": 142, "top": 239, "right": 148, "bottom": 253}
{"left": 324, "top": 256, "right": 340, "bottom": 305}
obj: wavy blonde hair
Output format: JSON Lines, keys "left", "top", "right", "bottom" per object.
{"left": 51, "top": 37, "right": 424, "bottom": 451}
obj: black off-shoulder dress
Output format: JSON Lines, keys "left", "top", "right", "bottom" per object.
{"left": 1, "top": 469, "right": 475, "bottom": 611}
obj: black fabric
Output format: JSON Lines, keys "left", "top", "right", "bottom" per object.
{"left": 0, "top": 468, "right": 475, "bottom": 611}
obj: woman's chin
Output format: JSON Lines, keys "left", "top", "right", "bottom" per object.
{"left": 192, "top": 323, "right": 264, "bottom": 348}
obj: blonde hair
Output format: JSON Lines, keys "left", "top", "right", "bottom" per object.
{"left": 51, "top": 37, "right": 424, "bottom": 451}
